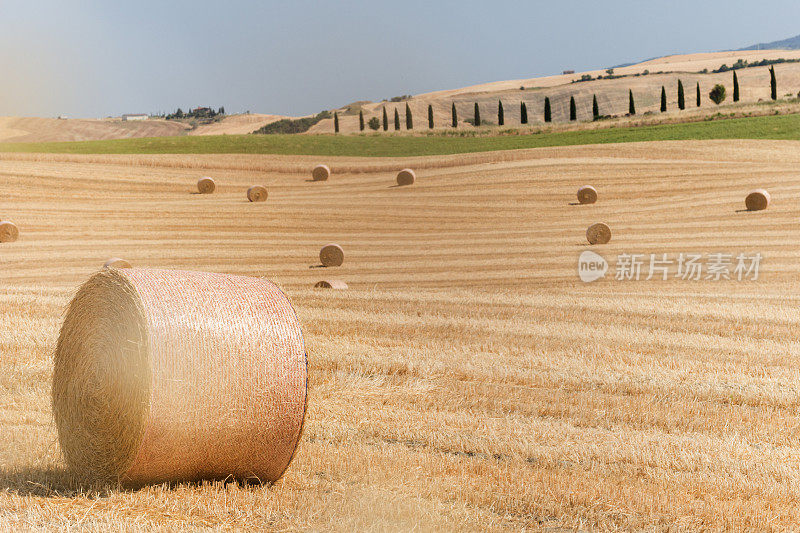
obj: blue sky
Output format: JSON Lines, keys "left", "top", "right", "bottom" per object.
{"left": 0, "top": 1, "right": 798, "bottom": 117}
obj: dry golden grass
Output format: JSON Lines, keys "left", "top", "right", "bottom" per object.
{"left": 2, "top": 140, "right": 800, "bottom": 530}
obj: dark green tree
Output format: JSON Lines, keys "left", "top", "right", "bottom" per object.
{"left": 428, "top": 104, "right": 434, "bottom": 129}
{"left": 709, "top": 84, "right": 726, "bottom": 105}
{"left": 451, "top": 102, "right": 457, "bottom": 127}
{"left": 382, "top": 107, "right": 388, "bottom": 131}
{"left": 394, "top": 108, "right": 400, "bottom": 130}
{"left": 368, "top": 116, "right": 380, "bottom": 130}
{"left": 628, "top": 90, "right": 636, "bottom": 115}
{"left": 569, "top": 96, "right": 577, "bottom": 121}
{"left": 359, "top": 110, "right": 365, "bottom": 131}
{"left": 660, "top": 86, "right": 667, "bottom": 112}
{"left": 733, "top": 71, "right": 740, "bottom": 102}
{"left": 498, "top": 100, "right": 504, "bottom": 126}
{"left": 592, "top": 94, "right": 599, "bottom": 120}
{"left": 334, "top": 112, "right": 339, "bottom": 133}
{"left": 520, "top": 101, "right": 528, "bottom": 124}
{"left": 474, "top": 102, "right": 481, "bottom": 126}
{"left": 678, "top": 80, "right": 685, "bottom": 110}
{"left": 218, "top": 106, "right": 225, "bottom": 115}
{"left": 770, "top": 65, "right": 777, "bottom": 100}
{"left": 696, "top": 82, "right": 701, "bottom": 107}
{"left": 405, "top": 103, "right": 413, "bottom": 129}
{"left": 544, "top": 97, "right": 551, "bottom": 123}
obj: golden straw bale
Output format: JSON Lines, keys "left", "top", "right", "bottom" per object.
{"left": 577, "top": 185, "right": 597, "bottom": 204}
{"left": 0, "top": 221, "right": 19, "bottom": 243}
{"left": 247, "top": 185, "right": 268, "bottom": 202}
{"left": 319, "top": 244, "right": 344, "bottom": 267}
{"left": 197, "top": 177, "right": 215, "bottom": 194}
{"left": 312, "top": 165, "right": 330, "bottom": 181}
{"left": 314, "top": 280, "right": 348, "bottom": 289}
{"left": 103, "top": 258, "right": 132, "bottom": 269}
{"left": 396, "top": 169, "right": 416, "bottom": 186}
{"left": 586, "top": 222, "right": 612, "bottom": 245}
{"left": 745, "top": 189, "right": 770, "bottom": 211}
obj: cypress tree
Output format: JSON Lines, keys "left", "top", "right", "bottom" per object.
{"left": 474, "top": 103, "right": 481, "bottom": 126}
{"left": 334, "top": 112, "right": 339, "bottom": 133}
{"left": 428, "top": 104, "right": 434, "bottom": 129}
{"left": 733, "top": 71, "right": 740, "bottom": 102}
{"left": 359, "top": 109, "right": 365, "bottom": 131}
{"left": 592, "top": 94, "right": 599, "bottom": 120}
{"left": 660, "top": 86, "right": 667, "bottom": 112}
{"left": 498, "top": 100, "right": 504, "bottom": 126}
{"left": 544, "top": 97, "right": 551, "bottom": 123}
{"left": 628, "top": 90, "right": 636, "bottom": 115}
{"left": 394, "top": 108, "right": 400, "bottom": 130}
{"left": 405, "top": 103, "right": 412, "bottom": 129}
{"left": 569, "top": 96, "right": 577, "bottom": 121}
{"left": 451, "top": 102, "right": 457, "bottom": 127}
{"left": 678, "top": 80, "right": 685, "bottom": 110}
{"left": 520, "top": 101, "right": 528, "bottom": 124}
{"left": 382, "top": 107, "right": 388, "bottom": 131}
{"left": 770, "top": 65, "right": 777, "bottom": 100}
{"left": 696, "top": 82, "right": 701, "bottom": 107}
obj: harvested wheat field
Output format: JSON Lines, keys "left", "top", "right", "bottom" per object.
{"left": 3, "top": 139, "right": 800, "bottom": 530}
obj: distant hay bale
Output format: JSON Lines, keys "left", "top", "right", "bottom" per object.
{"left": 319, "top": 244, "right": 344, "bottom": 267}
{"left": 745, "top": 189, "right": 770, "bottom": 211}
{"left": 396, "top": 169, "right": 416, "bottom": 186}
{"left": 586, "top": 222, "right": 612, "bottom": 245}
{"left": 577, "top": 185, "right": 597, "bottom": 204}
{"left": 312, "top": 165, "right": 330, "bottom": 181}
{"left": 247, "top": 185, "right": 268, "bottom": 202}
{"left": 314, "top": 279, "right": 348, "bottom": 290}
{"left": 0, "top": 221, "right": 19, "bottom": 243}
{"left": 52, "top": 268, "right": 307, "bottom": 485}
{"left": 103, "top": 257, "right": 132, "bottom": 269}
{"left": 197, "top": 177, "right": 215, "bottom": 194}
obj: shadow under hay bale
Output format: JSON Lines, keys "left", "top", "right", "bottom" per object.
{"left": 52, "top": 268, "right": 307, "bottom": 486}
{"left": 314, "top": 280, "right": 348, "bottom": 289}
{"left": 312, "top": 165, "right": 330, "bottom": 181}
{"left": 577, "top": 185, "right": 597, "bottom": 204}
{"left": 0, "top": 221, "right": 19, "bottom": 243}
{"left": 319, "top": 244, "right": 344, "bottom": 267}
{"left": 103, "top": 257, "right": 131, "bottom": 269}
{"left": 197, "top": 177, "right": 215, "bottom": 194}
{"left": 586, "top": 222, "right": 611, "bottom": 245}
{"left": 396, "top": 169, "right": 416, "bottom": 186}
{"left": 247, "top": 185, "right": 268, "bottom": 202}
{"left": 745, "top": 189, "right": 770, "bottom": 211}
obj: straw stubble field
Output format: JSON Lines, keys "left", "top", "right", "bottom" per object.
{"left": 1, "top": 140, "right": 800, "bottom": 530}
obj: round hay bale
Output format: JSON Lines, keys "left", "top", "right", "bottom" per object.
{"left": 312, "top": 165, "right": 330, "bottom": 181}
{"left": 745, "top": 189, "right": 770, "bottom": 211}
{"left": 247, "top": 185, "right": 268, "bottom": 202}
{"left": 396, "top": 169, "right": 416, "bottom": 186}
{"left": 0, "top": 221, "right": 19, "bottom": 243}
{"left": 577, "top": 185, "right": 597, "bottom": 204}
{"left": 103, "top": 257, "right": 132, "bottom": 269}
{"left": 586, "top": 222, "right": 612, "bottom": 245}
{"left": 319, "top": 244, "right": 344, "bottom": 267}
{"left": 197, "top": 177, "right": 215, "bottom": 194}
{"left": 314, "top": 280, "right": 348, "bottom": 290}
{"left": 52, "top": 268, "right": 307, "bottom": 485}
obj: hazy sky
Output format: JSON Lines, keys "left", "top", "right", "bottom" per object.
{"left": 1, "top": 1, "right": 799, "bottom": 118}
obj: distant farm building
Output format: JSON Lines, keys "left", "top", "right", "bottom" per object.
{"left": 122, "top": 114, "right": 148, "bottom": 121}
{"left": 562, "top": 70, "right": 575, "bottom": 75}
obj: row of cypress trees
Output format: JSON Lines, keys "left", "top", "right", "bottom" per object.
{"left": 335, "top": 68, "right": 779, "bottom": 132}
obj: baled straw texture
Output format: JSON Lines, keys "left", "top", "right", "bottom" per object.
{"left": 52, "top": 268, "right": 307, "bottom": 485}
{"left": 396, "top": 169, "right": 416, "bottom": 186}
{"left": 197, "top": 177, "right": 216, "bottom": 194}
{"left": 745, "top": 189, "right": 770, "bottom": 211}
{"left": 312, "top": 164, "right": 330, "bottom": 181}
{"left": 103, "top": 257, "right": 132, "bottom": 269}
{"left": 314, "top": 279, "right": 348, "bottom": 290}
{"left": 577, "top": 185, "right": 597, "bottom": 204}
{"left": 319, "top": 244, "right": 344, "bottom": 267}
{"left": 247, "top": 185, "right": 268, "bottom": 202}
{"left": 586, "top": 222, "right": 612, "bottom": 245}
{"left": 0, "top": 221, "right": 19, "bottom": 243}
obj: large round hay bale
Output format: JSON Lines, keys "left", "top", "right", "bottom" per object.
{"left": 103, "top": 257, "right": 132, "bottom": 269}
{"left": 586, "top": 222, "right": 612, "bottom": 245}
{"left": 197, "top": 177, "right": 215, "bottom": 194}
{"left": 745, "top": 189, "right": 770, "bottom": 211}
{"left": 314, "top": 279, "right": 348, "bottom": 290}
{"left": 247, "top": 185, "right": 268, "bottom": 202}
{"left": 52, "top": 268, "right": 307, "bottom": 485}
{"left": 577, "top": 185, "right": 597, "bottom": 204}
{"left": 319, "top": 244, "right": 344, "bottom": 267}
{"left": 312, "top": 165, "right": 330, "bottom": 181}
{"left": 0, "top": 221, "right": 19, "bottom": 243}
{"left": 396, "top": 169, "right": 416, "bottom": 186}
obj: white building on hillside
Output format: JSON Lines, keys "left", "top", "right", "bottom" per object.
{"left": 122, "top": 114, "right": 148, "bottom": 121}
